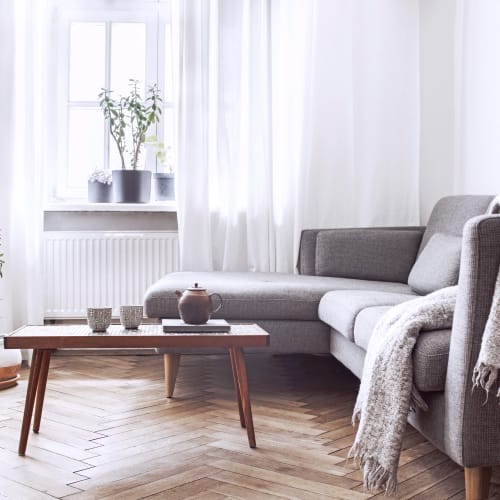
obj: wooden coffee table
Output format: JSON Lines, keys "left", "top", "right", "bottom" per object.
{"left": 4, "top": 323, "right": 269, "bottom": 456}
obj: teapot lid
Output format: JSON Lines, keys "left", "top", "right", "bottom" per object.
{"left": 187, "top": 282, "right": 206, "bottom": 291}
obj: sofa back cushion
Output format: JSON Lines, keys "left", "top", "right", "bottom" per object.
{"left": 408, "top": 233, "right": 462, "bottom": 294}
{"left": 406, "top": 195, "right": 493, "bottom": 294}
{"left": 298, "top": 195, "right": 493, "bottom": 277}
{"left": 315, "top": 229, "right": 422, "bottom": 282}
{"left": 419, "top": 195, "right": 493, "bottom": 253}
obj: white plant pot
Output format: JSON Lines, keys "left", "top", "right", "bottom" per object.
{"left": 0, "top": 336, "right": 22, "bottom": 389}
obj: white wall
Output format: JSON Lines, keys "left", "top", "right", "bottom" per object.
{"left": 419, "top": 0, "right": 457, "bottom": 223}
{"left": 419, "top": 0, "right": 500, "bottom": 223}
{"left": 455, "top": 1, "right": 500, "bottom": 197}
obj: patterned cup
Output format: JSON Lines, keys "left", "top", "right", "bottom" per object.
{"left": 120, "top": 305, "right": 143, "bottom": 329}
{"left": 87, "top": 307, "right": 112, "bottom": 332}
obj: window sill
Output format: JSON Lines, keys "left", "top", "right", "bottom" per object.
{"left": 44, "top": 201, "right": 177, "bottom": 213}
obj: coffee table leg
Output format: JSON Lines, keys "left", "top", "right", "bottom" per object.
{"left": 229, "top": 349, "right": 246, "bottom": 428}
{"left": 164, "top": 353, "right": 181, "bottom": 398}
{"left": 230, "top": 347, "right": 256, "bottom": 448}
{"left": 33, "top": 350, "right": 52, "bottom": 433}
{"left": 19, "top": 349, "right": 43, "bottom": 456}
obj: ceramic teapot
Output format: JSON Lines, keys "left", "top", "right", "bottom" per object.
{"left": 175, "top": 283, "right": 223, "bottom": 324}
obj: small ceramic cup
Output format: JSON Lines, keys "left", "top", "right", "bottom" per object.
{"left": 87, "top": 307, "right": 112, "bottom": 332}
{"left": 120, "top": 305, "right": 143, "bottom": 329}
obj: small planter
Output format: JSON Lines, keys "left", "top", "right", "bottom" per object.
{"left": 0, "top": 336, "right": 22, "bottom": 390}
{"left": 153, "top": 173, "right": 175, "bottom": 201}
{"left": 88, "top": 180, "right": 112, "bottom": 203}
{"left": 112, "top": 170, "right": 151, "bottom": 203}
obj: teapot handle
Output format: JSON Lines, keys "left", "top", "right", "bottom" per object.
{"left": 209, "top": 293, "right": 223, "bottom": 314}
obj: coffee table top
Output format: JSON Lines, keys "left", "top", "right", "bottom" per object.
{"left": 4, "top": 324, "right": 270, "bottom": 350}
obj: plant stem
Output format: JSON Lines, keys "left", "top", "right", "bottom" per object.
{"left": 109, "top": 128, "right": 126, "bottom": 170}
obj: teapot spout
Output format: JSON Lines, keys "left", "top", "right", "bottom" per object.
{"left": 175, "top": 290, "right": 182, "bottom": 298}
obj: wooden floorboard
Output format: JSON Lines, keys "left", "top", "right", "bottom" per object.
{"left": 1, "top": 352, "right": 499, "bottom": 499}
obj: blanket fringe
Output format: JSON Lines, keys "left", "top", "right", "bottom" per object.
{"left": 349, "top": 441, "right": 397, "bottom": 495}
{"left": 411, "top": 386, "right": 429, "bottom": 412}
{"left": 352, "top": 407, "right": 361, "bottom": 426}
{"left": 473, "top": 363, "right": 499, "bottom": 398}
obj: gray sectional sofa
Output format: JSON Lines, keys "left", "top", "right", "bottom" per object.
{"left": 144, "top": 195, "right": 500, "bottom": 499}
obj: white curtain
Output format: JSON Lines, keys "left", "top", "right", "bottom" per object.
{"left": 454, "top": 0, "right": 500, "bottom": 194}
{"left": 174, "top": 0, "right": 421, "bottom": 273}
{"left": 0, "top": 0, "right": 45, "bottom": 334}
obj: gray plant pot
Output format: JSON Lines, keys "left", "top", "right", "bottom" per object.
{"left": 112, "top": 170, "right": 151, "bottom": 203}
{"left": 88, "top": 181, "right": 112, "bottom": 203}
{"left": 153, "top": 173, "right": 175, "bottom": 201}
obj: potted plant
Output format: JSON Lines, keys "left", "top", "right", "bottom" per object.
{"left": 88, "top": 168, "right": 112, "bottom": 203}
{"left": 98, "top": 80, "right": 162, "bottom": 203}
{"left": 146, "top": 135, "right": 175, "bottom": 201}
{"left": 0, "top": 232, "right": 22, "bottom": 390}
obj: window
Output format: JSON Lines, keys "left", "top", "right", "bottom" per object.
{"left": 49, "top": 1, "right": 174, "bottom": 201}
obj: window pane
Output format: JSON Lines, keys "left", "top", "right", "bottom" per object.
{"left": 163, "top": 107, "right": 174, "bottom": 172}
{"left": 67, "top": 108, "right": 104, "bottom": 188}
{"left": 69, "top": 23, "right": 105, "bottom": 101}
{"left": 111, "top": 23, "right": 146, "bottom": 97}
{"left": 163, "top": 107, "right": 174, "bottom": 148}
{"left": 164, "top": 23, "right": 173, "bottom": 102}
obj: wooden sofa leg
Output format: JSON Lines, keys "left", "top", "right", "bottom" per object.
{"left": 465, "top": 466, "right": 492, "bottom": 500}
{"left": 164, "top": 354, "right": 181, "bottom": 398}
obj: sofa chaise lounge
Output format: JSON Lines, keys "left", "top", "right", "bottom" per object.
{"left": 144, "top": 195, "right": 500, "bottom": 499}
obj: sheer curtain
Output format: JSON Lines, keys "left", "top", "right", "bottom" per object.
{"left": 0, "top": 0, "right": 45, "bottom": 335}
{"left": 175, "top": 0, "right": 421, "bottom": 273}
{"left": 0, "top": 0, "right": 16, "bottom": 330}
{"left": 174, "top": 0, "right": 275, "bottom": 272}
{"left": 454, "top": 0, "right": 500, "bottom": 194}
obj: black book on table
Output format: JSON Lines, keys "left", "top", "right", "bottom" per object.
{"left": 162, "top": 319, "right": 231, "bottom": 333}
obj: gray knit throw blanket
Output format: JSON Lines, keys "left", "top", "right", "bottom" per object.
{"left": 473, "top": 196, "right": 500, "bottom": 396}
{"left": 349, "top": 286, "right": 458, "bottom": 495}
{"left": 473, "top": 266, "right": 500, "bottom": 396}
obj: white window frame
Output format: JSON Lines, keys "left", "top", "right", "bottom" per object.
{"left": 48, "top": 0, "right": 172, "bottom": 202}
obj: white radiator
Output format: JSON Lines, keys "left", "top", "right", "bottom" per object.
{"left": 43, "top": 231, "right": 179, "bottom": 318}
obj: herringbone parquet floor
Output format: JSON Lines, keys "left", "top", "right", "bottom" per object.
{"left": 1, "top": 353, "right": 499, "bottom": 499}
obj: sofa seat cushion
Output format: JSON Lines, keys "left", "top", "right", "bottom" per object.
{"left": 144, "top": 271, "right": 415, "bottom": 321}
{"left": 318, "top": 290, "right": 416, "bottom": 341}
{"left": 354, "top": 305, "right": 450, "bottom": 392}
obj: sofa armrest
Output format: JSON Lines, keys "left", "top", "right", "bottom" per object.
{"left": 444, "top": 214, "right": 500, "bottom": 466}
{"left": 297, "top": 227, "right": 425, "bottom": 283}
